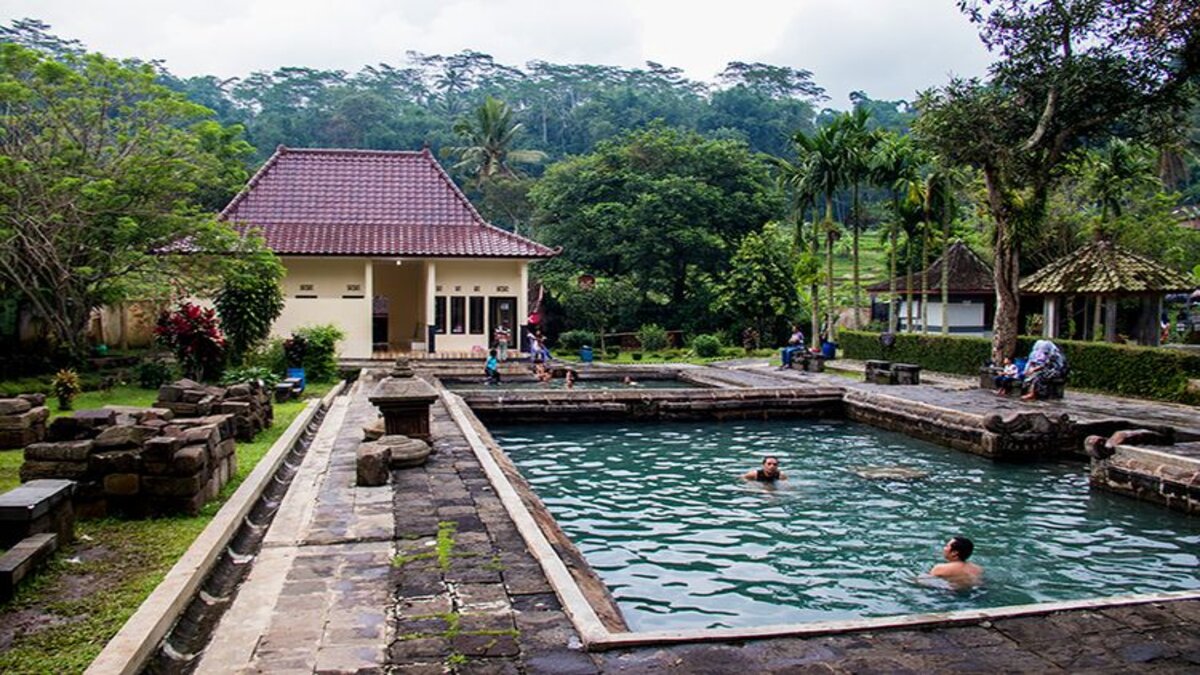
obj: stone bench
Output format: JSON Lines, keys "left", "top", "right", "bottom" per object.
{"left": 0, "top": 532, "right": 58, "bottom": 602}
{"left": 786, "top": 351, "right": 825, "bottom": 373}
{"left": 865, "top": 360, "right": 921, "bottom": 385}
{"left": 0, "top": 479, "right": 75, "bottom": 549}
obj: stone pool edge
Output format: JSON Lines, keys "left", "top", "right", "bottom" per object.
{"left": 439, "top": 388, "right": 1200, "bottom": 652}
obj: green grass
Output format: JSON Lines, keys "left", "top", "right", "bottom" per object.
{"left": 0, "top": 381, "right": 334, "bottom": 674}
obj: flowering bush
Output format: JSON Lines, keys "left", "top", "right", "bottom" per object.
{"left": 154, "top": 302, "right": 226, "bottom": 381}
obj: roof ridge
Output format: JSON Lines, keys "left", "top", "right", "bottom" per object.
{"left": 276, "top": 147, "right": 428, "bottom": 156}
{"left": 418, "top": 148, "right": 558, "bottom": 256}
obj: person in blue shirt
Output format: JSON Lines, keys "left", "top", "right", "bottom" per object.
{"left": 485, "top": 349, "right": 500, "bottom": 385}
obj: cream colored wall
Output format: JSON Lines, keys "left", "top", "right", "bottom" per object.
{"left": 275, "top": 257, "right": 372, "bottom": 358}
{"left": 432, "top": 259, "right": 524, "bottom": 353}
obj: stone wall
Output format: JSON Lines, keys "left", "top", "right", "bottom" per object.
{"left": 0, "top": 394, "right": 49, "bottom": 448}
{"left": 1086, "top": 430, "right": 1200, "bottom": 515}
{"left": 16, "top": 380, "right": 272, "bottom": 517}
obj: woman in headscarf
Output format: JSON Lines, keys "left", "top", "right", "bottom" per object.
{"left": 1021, "top": 339, "right": 1066, "bottom": 401}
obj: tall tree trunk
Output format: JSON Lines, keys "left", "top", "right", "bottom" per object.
{"left": 905, "top": 243, "right": 914, "bottom": 333}
{"left": 824, "top": 194, "right": 835, "bottom": 342}
{"left": 810, "top": 208, "right": 821, "bottom": 346}
{"left": 983, "top": 169, "right": 1021, "bottom": 362}
{"left": 887, "top": 194, "right": 899, "bottom": 333}
{"left": 941, "top": 205, "right": 951, "bottom": 335}
{"left": 851, "top": 181, "right": 861, "bottom": 329}
{"left": 920, "top": 221, "right": 930, "bottom": 334}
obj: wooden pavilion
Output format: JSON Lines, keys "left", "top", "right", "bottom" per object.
{"left": 866, "top": 240, "right": 995, "bottom": 335}
{"left": 1019, "top": 239, "right": 1194, "bottom": 346}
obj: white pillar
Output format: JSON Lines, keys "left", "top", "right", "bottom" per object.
{"left": 425, "top": 261, "right": 437, "bottom": 353}
{"left": 519, "top": 261, "right": 529, "bottom": 330}
{"left": 364, "top": 259, "right": 374, "bottom": 356}
{"left": 1043, "top": 296, "right": 1058, "bottom": 338}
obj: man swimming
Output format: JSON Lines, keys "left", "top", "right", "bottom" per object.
{"left": 930, "top": 536, "right": 983, "bottom": 588}
{"left": 743, "top": 456, "right": 787, "bottom": 482}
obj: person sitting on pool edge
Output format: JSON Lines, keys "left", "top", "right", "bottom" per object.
{"left": 930, "top": 535, "right": 983, "bottom": 588}
{"left": 743, "top": 456, "right": 787, "bottom": 482}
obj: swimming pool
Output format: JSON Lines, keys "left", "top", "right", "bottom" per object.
{"left": 442, "top": 378, "right": 700, "bottom": 391}
{"left": 495, "top": 419, "right": 1200, "bottom": 631}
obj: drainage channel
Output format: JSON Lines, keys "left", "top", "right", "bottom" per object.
{"left": 147, "top": 394, "right": 330, "bottom": 674}
{"left": 87, "top": 383, "right": 345, "bottom": 675}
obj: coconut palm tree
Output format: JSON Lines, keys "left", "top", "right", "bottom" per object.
{"left": 919, "top": 163, "right": 962, "bottom": 334}
{"left": 445, "top": 96, "right": 547, "bottom": 182}
{"left": 793, "top": 122, "right": 850, "bottom": 342}
{"left": 838, "top": 108, "right": 879, "bottom": 329}
{"left": 870, "top": 133, "right": 922, "bottom": 333}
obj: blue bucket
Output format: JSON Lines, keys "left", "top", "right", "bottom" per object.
{"left": 580, "top": 346, "right": 594, "bottom": 363}
{"left": 286, "top": 367, "right": 306, "bottom": 392}
{"left": 821, "top": 341, "right": 838, "bottom": 360}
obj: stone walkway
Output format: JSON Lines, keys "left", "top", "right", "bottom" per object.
{"left": 192, "top": 366, "right": 1200, "bottom": 673}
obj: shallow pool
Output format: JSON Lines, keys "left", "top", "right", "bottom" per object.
{"left": 495, "top": 420, "right": 1200, "bottom": 631}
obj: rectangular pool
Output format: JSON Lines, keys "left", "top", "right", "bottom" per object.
{"left": 494, "top": 419, "right": 1200, "bottom": 631}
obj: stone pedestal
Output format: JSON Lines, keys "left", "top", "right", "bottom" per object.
{"left": 865, "top": 360, "right": 894, "bottom": 385}
{"left": 368, "top": 358, "right": 438, "bottom": 442}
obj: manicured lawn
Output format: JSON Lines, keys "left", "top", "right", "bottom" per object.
{"left": 0, "top": 382, "right": 334, "bottom": 674}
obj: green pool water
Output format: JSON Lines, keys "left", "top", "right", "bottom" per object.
{"left": 495, "top": 420, "right": 1200, "bottom": 631}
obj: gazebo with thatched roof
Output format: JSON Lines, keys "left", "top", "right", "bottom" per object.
{"left": 1020, "top": 239, "right": 1194, "bottom": 346}
{"left": 866, "top": 240, "right": 995, "bottom": 335}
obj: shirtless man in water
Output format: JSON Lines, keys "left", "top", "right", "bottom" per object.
{"left": 743, "top": 456, "right": 787, "bottom": 482}
{"left": 930, "top": 536, "right": 983, "bottom": 588}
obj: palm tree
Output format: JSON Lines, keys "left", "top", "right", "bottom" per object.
{"left": 870, "top": 133, "right": 922, "bottom": 333}
{"left": 839, "top": 108, "right": 878, "bottom": 330}
{"left": 445, "top": 96, "right": 547, "bottom": 182}
{"left": 793, "top": 122, "right": 850, "bottom": 342}
{"left": 919, "top": 163, "right": 961, "bottom": 334}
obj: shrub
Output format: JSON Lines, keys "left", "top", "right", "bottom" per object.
{"left": 50, "top": 369, "right": 82, "bottom": 410}
{"left": 839, "top": 329, "right": 1200, "bottom": 404}
{"left": 692, "top": 333, "right": 722, "bottom": 358}
{"left": 606, "top": 346, "right": 621, "bottom": 359}
{"left": 559, "top": 330, "right": 597, "bottom": 351}
{"left": 637, "top": 323, "right": 668, "bottom": 351}
{"left": 246, "top": 338, "right": 287, "bottom": 377}
{"left": 221, "top": 365, "right": 280, "bottom": 389}
{"left": 293, "top": 324, "right": 346, "bottom": 383}
{"left": 215, "top": 259, "right": 285, "bottom": 366}
{"left": 154, "top": 302, "right": 226, "bottom": 382}
{"left": 135, "top": 357, "right": 177, "bottom": 389}
{"left": 632, "top": 352, "right": 644, "bottom": 361}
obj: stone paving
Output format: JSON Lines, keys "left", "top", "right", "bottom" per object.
{"left": 194, "top": 364, "right": 1200, "bottom": 673}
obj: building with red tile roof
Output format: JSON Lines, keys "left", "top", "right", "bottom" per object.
{"left": 221, "top": 146, "right": 557, "bottom": 357}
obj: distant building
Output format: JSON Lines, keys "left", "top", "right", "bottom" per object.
{"left": 866, "top": 241, "right": 995, "bottom": 336}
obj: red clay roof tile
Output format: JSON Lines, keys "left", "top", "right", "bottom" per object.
{"left": 219, "top": 147, "right": 557, "bottom": 258}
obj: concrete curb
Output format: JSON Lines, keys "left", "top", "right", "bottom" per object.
{"left": 86, "top": 383, "right": 344, "bottom": 675}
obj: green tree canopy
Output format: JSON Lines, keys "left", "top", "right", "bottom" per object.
{"left": 714, "top": 222, "right": 805, "bottom": 344}
{"left": 0, "top": 43, "right": 256, "bottom": 358}
{"left": 530, "top": 126, "right": 785, "bottom": 331}
{"left": 915, "top": 0, "right": 1200, "bottom": 360}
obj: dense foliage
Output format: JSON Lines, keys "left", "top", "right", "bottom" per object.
{"left": 0, "top": 43, "right": 254, "bottom": 360}
{"left": 291, "top": 325, "right": 346, "bottom": 383}
{"left": 532, "top": 126, "right": 785, "bottom": 332}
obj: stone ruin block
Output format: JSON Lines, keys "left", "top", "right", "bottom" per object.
{"left": 24, "top": 440, "right": 94, "bottom": 463}
{"left": 0, "top": 400, "right": 50, "bottom": 448}
{"left": 0, "top": 479, "right": 75, "bottom": 550}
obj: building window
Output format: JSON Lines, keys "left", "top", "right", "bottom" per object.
{"left": 469, "top": 296, "right": 484, "bottom": 334}
{"left": 450, "top": 296, "right": 466, "bottom": 334}
{"left": 434, "top": 296, "right": 446, "bottom": 334}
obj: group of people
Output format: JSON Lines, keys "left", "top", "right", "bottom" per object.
{"left": 742, "top": 456, "right": 984, "bottom": 588}
{"left": 990, "top": 339, "right": 1068, "bottom": 401}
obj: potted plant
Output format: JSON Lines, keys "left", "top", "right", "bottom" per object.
{"left": 51, "top": 369, "right": 82, "bottom": 411}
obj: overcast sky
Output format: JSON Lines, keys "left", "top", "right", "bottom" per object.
{"left": 0, "top": 0, "right": 996, "bottom": 106}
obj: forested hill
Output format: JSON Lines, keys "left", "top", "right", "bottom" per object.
{"left": 1, "top": 19, "right": 915, "bottom": 165}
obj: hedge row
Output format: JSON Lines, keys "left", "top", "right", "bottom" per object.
{"left": 839, "top": 330, "right": 1200, "bottom": 404}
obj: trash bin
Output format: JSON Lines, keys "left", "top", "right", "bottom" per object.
{"left": 821, "top": 341, "right": 838, "bottom": 360}
{"left": 286, "top": 367, "right": 306, "bottom": 392}
{"left": 580, "top": 345, "right": 594, "bottom": 363}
